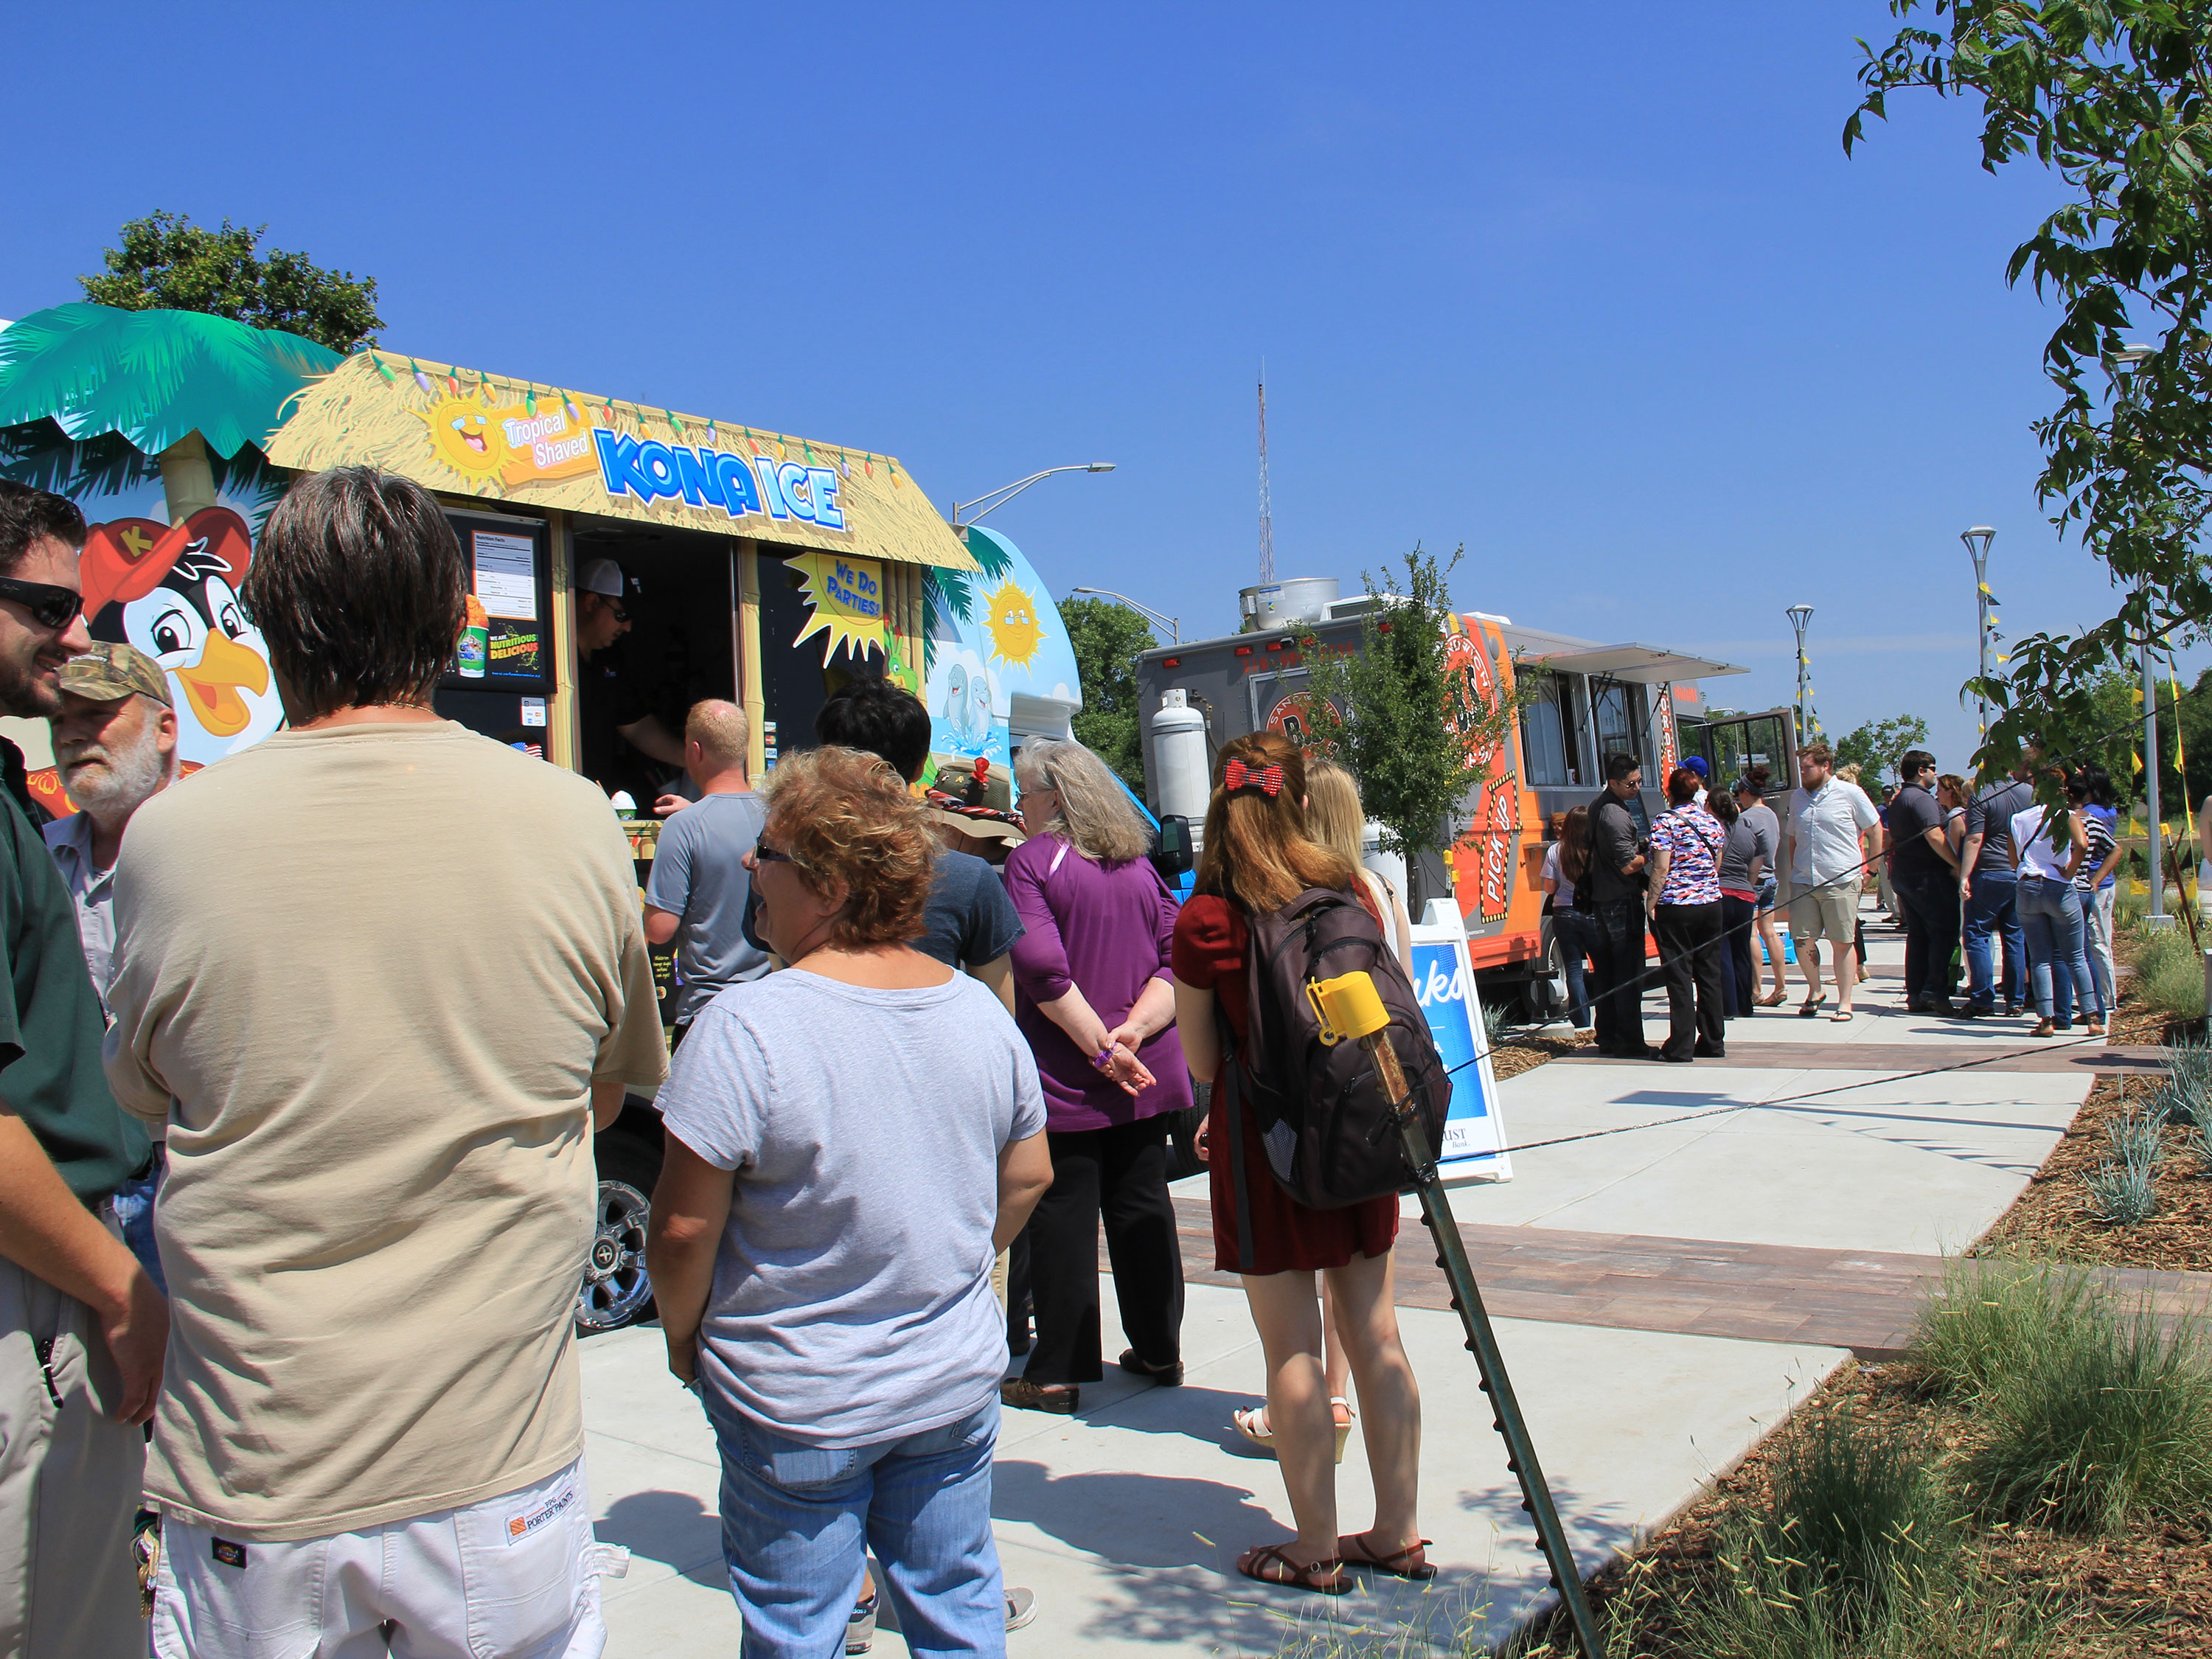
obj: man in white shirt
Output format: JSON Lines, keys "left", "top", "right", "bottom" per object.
{"left": 45, "top": 642, "right": 181, "bottom": 1294}
{"left": 44, "top": 643, "right": 180, "bottom": 1016}
{"left": 1787, "top": 742, "right": 1883, "bottom": 1020}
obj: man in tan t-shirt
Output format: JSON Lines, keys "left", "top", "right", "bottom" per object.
{"left": 104, "top": 467, "right": 667, "bottom": 1657}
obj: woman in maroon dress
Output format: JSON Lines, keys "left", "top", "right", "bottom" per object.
{"left": 1171, "top": 732, "right": 1427, "bottom": 1596}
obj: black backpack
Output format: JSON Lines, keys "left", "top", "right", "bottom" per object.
{"left": 1218, "top": 887, "right": 1450, "bottom": 1258}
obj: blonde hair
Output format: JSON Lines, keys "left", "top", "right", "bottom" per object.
{"left": 762, "top": 746, "right": 935, "bottom": 948}
{"left": 686, "top": 698, "right": 750, "bottom": 772}
{"left": 1193, "top": 732, "right": 1359, "bottom": 912}
{"left": 1012, "top": 739, "right": 1150, "bottom": 863}
{"left": 1303, "top": 759, "right": 1367, "bottom": 868}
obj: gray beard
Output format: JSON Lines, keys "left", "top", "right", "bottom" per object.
{"left": 63, "top": 739, "right": 166, "bottom": 819}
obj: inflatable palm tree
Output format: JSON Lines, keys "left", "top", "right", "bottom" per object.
{"left": 0, "top": 301, "right": 341, "bottom": 526}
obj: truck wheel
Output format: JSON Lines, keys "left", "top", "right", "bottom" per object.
{"left": 577, "top": 1133, "right": 660, "bottom": 1334}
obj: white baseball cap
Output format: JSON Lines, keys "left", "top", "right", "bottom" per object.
{"left": 579, "top": 557, "right": 627, "bottom": 598}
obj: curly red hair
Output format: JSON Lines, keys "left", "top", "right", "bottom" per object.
{"left": 762, "top": 746, "right": 937, "bottom": 948}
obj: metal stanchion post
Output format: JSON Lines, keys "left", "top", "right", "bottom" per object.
{"left": 1308, "top": 972, "right": 1604, "bottom": 1657}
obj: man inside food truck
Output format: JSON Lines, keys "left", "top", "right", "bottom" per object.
{"left": 576, "top": 556, "right": 684, "bottom": 801}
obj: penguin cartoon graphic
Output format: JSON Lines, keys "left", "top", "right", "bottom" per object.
{"left": 79, "top": 507, "right": 284, "bottom": 771}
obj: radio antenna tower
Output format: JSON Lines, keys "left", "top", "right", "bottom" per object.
{"left": 1256, "top": 364, "right": 1274, "bottom": 583}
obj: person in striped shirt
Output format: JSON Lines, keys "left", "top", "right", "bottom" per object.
{"left": 2070, "top": 766, "right": 2123, "bottom": 1030}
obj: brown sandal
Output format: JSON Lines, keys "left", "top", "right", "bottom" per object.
{"left": 1235, "top": 1543, "right": 1349, "bottom": 1595}
{"left": 1338, "top": 1531, "right": 1437, "bottom": 1580}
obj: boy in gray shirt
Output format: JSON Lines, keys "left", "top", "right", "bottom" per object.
{"left": 645, "top": 700, "right": 771, "bottom": 1038}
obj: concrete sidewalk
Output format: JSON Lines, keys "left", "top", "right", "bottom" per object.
{"left": 582, "top": 901, "right": 2099, "bottom": 1656}
{"left": 584, "top": 1297, "right": 1840, "bottom": 1657}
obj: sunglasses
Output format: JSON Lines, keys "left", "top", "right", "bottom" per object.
{"left": 752, "top": 833, "right": 796, "bottom": 866}
{"left": 609, "top": 605, "right": 630, "bottom": 624}
{"left": 0, "top": 576, "right": 83, "bottom": 631}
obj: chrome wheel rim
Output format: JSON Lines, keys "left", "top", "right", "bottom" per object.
{"left": 575, "top": 1179, "right": 653, "bottom": 1332}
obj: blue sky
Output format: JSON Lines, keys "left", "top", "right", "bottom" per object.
{"left": 4, "top": 2, "right": 2166, "bottom": 771}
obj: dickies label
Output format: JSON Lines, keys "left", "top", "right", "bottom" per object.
{"left": 212, "top": 1538, "right": 248, "bottom": 1568}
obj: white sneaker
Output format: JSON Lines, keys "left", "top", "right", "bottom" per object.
{"left": 1006, "top": 1587, "right": 1038, "bottom": 1630}
{"left": 845, "top": 1593, "right": 877, "bottom": 1655}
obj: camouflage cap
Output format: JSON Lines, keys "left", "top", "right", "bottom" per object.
{"left": 60, "top": 641, "right": 171, "bottom": 708}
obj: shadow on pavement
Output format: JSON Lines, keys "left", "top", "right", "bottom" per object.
{"left": 597, "top": 1489, "right": 726, "bottom": 1590}
{"left": 992, "top": 1459, "right": 1285, "bottom": 1571}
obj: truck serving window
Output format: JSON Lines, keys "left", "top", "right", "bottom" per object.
{"left": 1518, "top": 675, "right": 1581, "bottom": 787}
{"left": 1591, "top": 677, "right": 1640, "bottom": 765}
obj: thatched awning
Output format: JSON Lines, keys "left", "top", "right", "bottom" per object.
{"left": 262, "top": 349, "right": 978, "bottom": 572}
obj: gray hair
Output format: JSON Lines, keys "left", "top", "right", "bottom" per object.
{"left": 1013, "top": 739, "right": 1150, "bottom": 864}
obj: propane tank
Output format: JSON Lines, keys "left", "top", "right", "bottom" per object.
{"left": 1361, "top": 818, "right": 1408, "bottom": 904}
{"left": 1151, "top": 690, "right": 1210, "bottom": 846}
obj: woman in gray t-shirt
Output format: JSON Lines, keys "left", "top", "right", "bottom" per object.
{"left": 1733, "top": 771, "right": 1788, "bottom": 1007}
{"left": 647, "top": 748, "right": 1053, "bottom": 1655}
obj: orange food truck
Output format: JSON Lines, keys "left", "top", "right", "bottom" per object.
{"left": 1134, "top": 577, "right": 1764, "bottom": 1015}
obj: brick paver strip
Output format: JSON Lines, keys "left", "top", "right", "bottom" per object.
{"left": 1557, "top": 1040, "right": 2168, "bottom": 1074}
{"left": 1140, "top": 1197, "right": 2212, "bottom": 1359}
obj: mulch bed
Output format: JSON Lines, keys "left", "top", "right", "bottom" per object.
{"left": 1490, "top": 1027, "right": 1593, "bottom": 1082}
{"left": 1517, "top": 1361, "right": 2212, "bottom": 1658}
{"left": 1971, "top": 1074, "right": 2212, "bottom": 1271}
{"left": 1969, "top": 925, "right": 2212, "bottom": 1270}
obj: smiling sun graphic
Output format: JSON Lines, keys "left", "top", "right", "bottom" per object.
{"left": 982, "top": 581, "right": 1046, "bottom": 669}
{"left": 414, "top": 396, "right": 508, "bottom": 479}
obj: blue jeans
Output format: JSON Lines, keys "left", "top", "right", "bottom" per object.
{"left": 1552, "top": 908, "right": 1601, "bottom": 1029}
{"left": 1962, "top": 867, "right": 2025, "bottom": 1011}
{"left": 2017, "top": 874, "right": 2092, "bottom": 1025}
{"left": 705, "top": 1388, "right": 1006, "bottom": 1658}
{"left": 2081, "top": 884, "right": 2115, "bottom": 1018}
{"left": 110, "top": 1144, "right": 166, "bottom": 1295}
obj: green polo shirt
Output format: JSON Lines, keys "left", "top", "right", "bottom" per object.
{"left": 0, "top": 745, "right": 147, "bottom": 1203}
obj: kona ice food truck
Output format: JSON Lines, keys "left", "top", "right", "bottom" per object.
{"left": 0, "top": 301, "right": 1083, "bottom": 1330}
{"left": 1135, "top": 576, "right": 1764, "bottom": 1020}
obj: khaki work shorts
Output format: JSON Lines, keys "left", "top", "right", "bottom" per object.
{"left": 1789, "top": 880, "right": 1860, "bottom": 946}
{"left": 0, "top": 1211, "right": 146, "bottom": 1659}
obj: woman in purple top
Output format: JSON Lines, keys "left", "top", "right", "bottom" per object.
{"left": 998, "top": 739, "right": 1191, "bottom": 1415}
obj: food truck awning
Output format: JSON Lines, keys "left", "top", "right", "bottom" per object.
{"left": 1526, "top": 643, "right": 1747, "bottom": 684}
{"left": 265, "top": 350, "right": 978, "bottom": 572}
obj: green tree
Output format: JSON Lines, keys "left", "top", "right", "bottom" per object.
{"left": 1060, "top": 596, "right": 1155, "bottom": 793}
{"left": 1846, "top": 4, "right": 2212, "bottom": 790}
{"left": 80, "top": 211, "right": 382, "bottom": 354}
{"left": 1295, "top": 546, "right": 1535, "bottom": 909}
{"left": 1834, "top": 714, "right": 1933, "bottom": 784}
{"left": 2180, "top": 667, "right": 2212, "bottom": 810}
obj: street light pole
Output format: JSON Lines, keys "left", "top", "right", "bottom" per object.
{"left": 2144, "top": 603, "right": 2171, "bottom": 929}
{"left": 1961, "top": 526, "right": 1995, "bottom": 753}
{"left": 1068, "top": 586, "right": 1179, "bottom": 644}
{"left": 1785, "top": 604, "right": 1814, "bottom": 743}
{"left": 2112, "top": 344, "right": 2173, "bottom": 931}
{"left": 949, "top": 463, "right": 1116, "bottom": 530}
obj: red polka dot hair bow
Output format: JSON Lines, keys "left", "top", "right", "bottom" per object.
{"left": 1222, "top": 758, "right": 1284, "bottom": 797}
